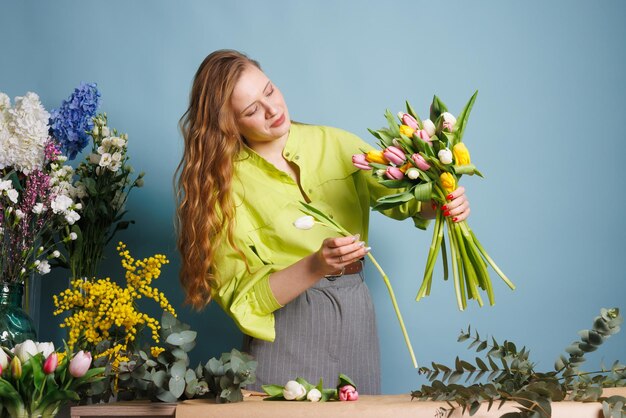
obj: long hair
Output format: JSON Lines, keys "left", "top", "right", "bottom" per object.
{"left": 175, "top": 50, "right": 260, "bottom": 310}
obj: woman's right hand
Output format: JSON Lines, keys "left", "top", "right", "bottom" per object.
{"left": 315, "top": 235, "right": 370, "bottom": 276}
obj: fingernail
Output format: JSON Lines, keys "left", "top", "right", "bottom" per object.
{"left": 441, "top": 205, "right": 448, "bottom": 211}
{"left": 453, "top": 217, "right": 458, "bottom": 222}
{"left": 364, "top": 246, "right": 372, "bottom": 253}
{"left": 358, "top": 241, "right": 365, "bottom": 247}
{"left": 447, "top": 194, "right": 453, "bottom": 200}
{"left": 431, "top": 202, "right": 437, "bottom": 210}
{"left": 353, "top": 233, "right": 360, "bottom": 241}
{"left": 444, "top": 210, "right": 450, "bottom": 217}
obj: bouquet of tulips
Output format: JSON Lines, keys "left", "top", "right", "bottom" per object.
{"left": 0, "top": 340, "right": 104, "bottom": 418}
{"left": 352, "top": 92, "right": 515, "bottom": 310}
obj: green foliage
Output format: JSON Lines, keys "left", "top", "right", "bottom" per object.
{"left": 412, "top": 308, "right": 626, "bottom": 418}
{"left": 79, "top": 311, "right": 256, "bottom": 405}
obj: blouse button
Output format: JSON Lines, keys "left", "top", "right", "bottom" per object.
{"left": 285, "top": 152, "right": 290, "bottom": 157}
{"left": 294, "top": 155, "right": 300, "bottom": 160}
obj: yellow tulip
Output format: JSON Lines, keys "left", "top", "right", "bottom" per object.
{"left": 365, "top": 150, "right": 389, "bottom": 165}
{"left": 440, "top": 172, "right": 456, "bottom": 194}
{"left": 453, "top": 143, "right": 471, "bottom": 165}
{"left": 399, "top": 124, "right": 416, "bottom": 137}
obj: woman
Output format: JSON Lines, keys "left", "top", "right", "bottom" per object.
{"left": 176, "top": 50, "right": 470, "bottom": 394}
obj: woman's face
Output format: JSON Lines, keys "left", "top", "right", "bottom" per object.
{"left": 230, "top": 65, "right": 291, "bottom": 148}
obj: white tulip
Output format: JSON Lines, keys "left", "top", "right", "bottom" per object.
{"left": 283, "top": 380, "right": 307, "bottom": 400}
{"left": 36, "top": 342, "right": 55, "bottom": 358}
{"left": 406, "top": 168, "right": 420, "bottom": 180}
{"left": 293, "top": 216, "right": 315, "bottom": 230}
{"left": 441, "top": 112, "right": 457, "bottom": 132}
{"left": 0, "top": 348, "right": 8, "bottom": 368}
{"left": 307, "top": 388, "right": 322, "bottom": 402}
{"left": 13, "top": 339, "right": 38, "bottom": 362}
{"left": 423, "top": 119, "right": 436, "bottom": 137}
{"left": 438, "top": 149, "right": 453, "bottom": 165}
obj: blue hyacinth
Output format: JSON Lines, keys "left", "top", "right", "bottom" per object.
{"left": 49, "top": 82, "right": 101, "bottom": 160}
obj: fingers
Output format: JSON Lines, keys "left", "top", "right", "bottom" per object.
{"left": 319, "top": 235, "right": 370, "bottom": 273}
{"left": 442, "top": 186, "right": 470, "bottom": 222}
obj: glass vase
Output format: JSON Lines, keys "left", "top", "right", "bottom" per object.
{"left": 0, "top": 281, "right": 38, "bottom": 348}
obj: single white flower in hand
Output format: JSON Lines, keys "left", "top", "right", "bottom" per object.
{"left": 293, "top": 215, "right": 315, "bottom": 230}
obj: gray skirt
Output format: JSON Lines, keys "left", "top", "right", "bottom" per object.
{"left": 243, "top": 271, "right": 381, "bottom": 395}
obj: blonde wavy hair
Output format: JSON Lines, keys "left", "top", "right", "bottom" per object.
{"left": 175, "top": 50, "right": 260, "bottom": 310}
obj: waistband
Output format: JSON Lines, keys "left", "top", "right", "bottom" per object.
{"left": 323, "top": 259, "right": 364, "bottom": 282}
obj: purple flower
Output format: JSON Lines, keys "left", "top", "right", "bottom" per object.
{"left": 49, "top": 82, "right": 100, "bottom": 160}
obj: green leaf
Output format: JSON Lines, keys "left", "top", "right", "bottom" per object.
{"left": 406, "top": 101, "right": 422, "bottom": 126}
{"left": 430, "top": 95, "right": 448, "bottom": 121}
{"left": 385, "top": 109, "right": 401, "bottom": 137}
{"left": 375, "top": 191, "right": 414, "bottom": 204}
{"left": 412, "top": 182, "right": 433, "bottom": 202}
{"left": 262, "top": 384, "right": 284, "bottom": 397}
{"left": 454, "top": 91, "right": 478, "bottom": 144}
{"left": 169, "top": 376, "right": 185, "bottom": 398}
{"left": 338, "top": 373, "right": 356, "bottom": 389}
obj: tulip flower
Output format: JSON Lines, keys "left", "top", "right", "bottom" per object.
{"left": 293, "top": 215, "right": 315, "bottom": 230}
{"left": 307, "top": 388, "right": 322, "bottom": 402}
{"left": 69, "top": 350, "right": 92, "bottom": 377}
{"left": 440, "top": 172, "right": 456, "bottom": 194}
{"left": 36, "top": 342, "right": 55, "bottom": 359}
{"left": 438, "top": 149, "right": 453, "bottom": 165}
{"left": 0, "top": 348, "right": 8, "bottom": 369}
{"left": 365, "top": 150, "right": 388, "bottom": 165}
{"left": 43, "top": 352, "right": 58, "bottom": 374}
{"left": 411, "top": 153, "right": 431, "bottom": 171}
{"left": 13, "top": 339, "right": 38, "bottom": 362}
{"left": 423, "top": 119, "right": 436, "bottom": 137}
{"left": 406, "top": 167, "right": 420, "bottom": 180}
{"left": 401, "top": 113, "right": 419, "bottom": 130}
{"left": 453, "top": 143, "right": 471, "bottom": 165}
{"left": 415, "top": 129, "right": 431, "bottom": 143}
{"left": 382, "top": 146, "right": 406, "bottom": 166}
{"left": 351, "top": 154, "right": 371, "bottom": 170}
{"left": 399, "top": 124, "right": 415, "bottom": 137}
{"left": 339, "top": 385, "right": 359, "bottom": 401}
{"left": 385, "top": 166, "right": 404, "bottom": 180}
{"left": 442, "top": 112, "right": 457, "bottom": 131}
{"left": 10, "top": 355, "right": 22, "bottom": 379}
{"left": 283, "top": 380, "right": 307, "bottom": 400}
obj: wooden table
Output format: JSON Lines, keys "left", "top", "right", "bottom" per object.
{"left": 70, "top": 388, "right": 626, "bottom": 418}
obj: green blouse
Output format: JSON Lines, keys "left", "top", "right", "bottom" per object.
{"left": 211, "top": 123, "right": 429, "bottom": 341}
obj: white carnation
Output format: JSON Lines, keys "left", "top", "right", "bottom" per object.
{"left": 36, "top": 260, "right": 51, "bottom": 275}
{"left": 7, "top": 188, "right": 19, "bottom": 203}
{"left": 64, "top": 210, "right": 81, "bottom": 225}
{"left": 51, "top": 194, "right": 73, "bottom": 214}
{"left": 32, "top": 202, "right": 45, "bottom": 214}
{"left": 0, "top": 179, "right": 12, "bottom": 191}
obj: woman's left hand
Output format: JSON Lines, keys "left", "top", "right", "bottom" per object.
{"left": 442, "top": 186, "right": 470, "bottom": 222}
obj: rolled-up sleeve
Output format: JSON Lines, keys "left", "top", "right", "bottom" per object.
{"left": 211, "top": 231, "right": 284, "bottom": 342}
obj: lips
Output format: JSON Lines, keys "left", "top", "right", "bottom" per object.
{"left": 271, "top": 114, "right": 286, "bottom": 128}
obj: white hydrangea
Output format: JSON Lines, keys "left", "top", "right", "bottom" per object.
{"left": 0, "top": 92, "right": 50, "bottom": 174}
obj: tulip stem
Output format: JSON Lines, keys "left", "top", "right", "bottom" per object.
{"left": 467, "top": 228, "right": 515, "bottom": 290}
{"left": 367, "top": 252, "right": 418, "bottom": 369}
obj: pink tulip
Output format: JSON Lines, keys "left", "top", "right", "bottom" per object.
{"left": 385, "top": 166, "right": 404, "bottom": 180}
{"left": 415, "top": 129, "right": 431, "bottom": 142}
{"left": 383, "top": 146, "right": 406, "bottom": 166}
{"left": 411, "top": 153, "right": 431, "bottom": 171}
{"left": 401, "top": 113, "right": 419, "bottom": 130}
{"left": 352, "top": 154, "right": 371, "bottom": 170}
{"left": 43, "top": 352, "right": 58, "bottom": 375}
{"left": 69, "top": 351, "right": 92, "bottom": 377}
{"left": 339, "top": 385, "right": 359, "bottom": 401}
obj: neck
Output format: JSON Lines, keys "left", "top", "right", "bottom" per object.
{"left": 247, "top": 131, "right": 289, "bottom": 160}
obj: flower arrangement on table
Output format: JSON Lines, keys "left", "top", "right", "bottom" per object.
{"left": 49, "top": 83, "right": 144, "bottom": 280}
{"left": 53, "top": 242, "right": 175, "bottom": 392}
{"left": 0, "top": 339, "right": 104, "bottom": 418}
{"left": 352, "top": 92, "right": 515, "bottom": 310}
{"left": 0, "top": 91, "right": 81, "bottom": 286}
{"left": 53, "top": 242, "right": 257, "bottom": 404}
{"left": 412, "top": 308, "right": 626, "bottom": 418}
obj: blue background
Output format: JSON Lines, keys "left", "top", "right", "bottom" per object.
{"left": 2, "top": 1, "right": 625, "bottom": 394}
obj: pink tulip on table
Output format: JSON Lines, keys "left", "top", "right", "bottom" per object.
{"left": 339, "top": 385, "right": 359, "bottom": 401}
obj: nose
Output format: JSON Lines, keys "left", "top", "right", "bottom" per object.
{"left": 262, "top": 99, "right": 278, "bottom": 119}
